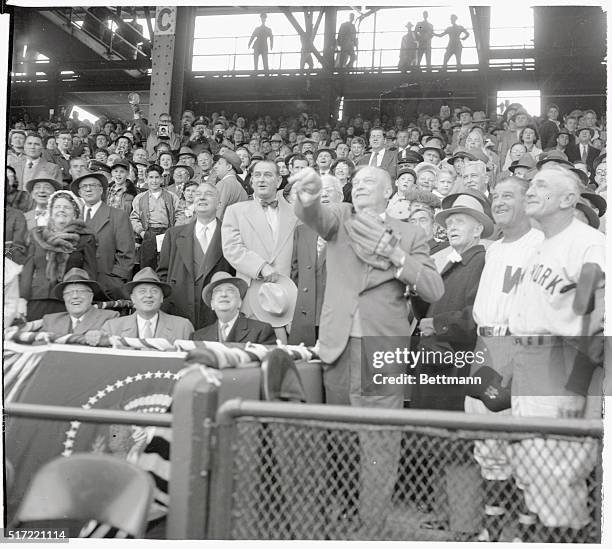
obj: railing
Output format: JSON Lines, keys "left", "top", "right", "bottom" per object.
{"left": 45, "top": 7, "right": 150, "bottom": 61}
{"left": 4, "top": 360, "right": 604, "bottom": 542}
{"left": 192, "top": 29, "right": 536, "bottom": 74}
{"left": 208, "top": 399, "right": 603, "bottom": 542}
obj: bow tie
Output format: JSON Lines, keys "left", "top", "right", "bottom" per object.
{"left": 447, "top": 249, "right": 463, "bottom": 263}
{"left": 34, "top": 209, "right": 47, "bottom": 218}
{"left": 261, "top": 200, "right": 278, "bottom": 210}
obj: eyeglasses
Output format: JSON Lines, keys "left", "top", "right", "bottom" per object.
{"left": 63, "top": 289, "right": 93, "bottom": 297}
{"left": 79, "top": 183, "right": 102, "bottom": 190}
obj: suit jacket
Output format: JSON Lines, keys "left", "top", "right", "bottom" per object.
{"left": 356, "top": 149, "right": 398, "bottom": 180}
{"left": 101, "top": 310, "right": 194, "bottom": 342}
{"left": 192, "top": 313, "right": 275, "bottom": 344}
{"left": 83, "top": 202, "right": 136, "bottom": 300}
{"left": 288, "top": 224, "right": 326, "bottom": 346}
{"left": 48, "top": 150, "right": 72, "bottom": 183}
{"left": 294, "top": 200, "right": 444, "bottom": 363}
{"left": 5, "top": 207, "right": 28, "bottom": 265}
{"left": 9, "top": 156, "right": 63, "bottom": 191}
{"left": 412, "top": 244, "right": 486, "bottom": 411}
{"left": 222, "top": 197, "right": 298, "bottom": 300}
{"left": 566, "top": 143, "right": 600, "bottom": 172}
{"left": 157, "top": 218, "right": 233, "bottom": 329}
{"left": 42, "top": 308, "right": 120, "bottom": 336}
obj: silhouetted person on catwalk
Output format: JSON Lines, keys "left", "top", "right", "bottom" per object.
{"left": 398, "top": 21, "right": 418, "bottom": 72}
{"left": 435, "top": 14, "right": 470, "bottom": 70}
{"left": 337, "top": 13, "right": 358, "bottom": 68}
{"left": 415, "top": 11, "right": 434, "bottom": 69}
{"left": 249, "top": 13, "right": 273, "bottom": 74}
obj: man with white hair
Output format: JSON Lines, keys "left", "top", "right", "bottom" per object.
{"left": 508, "top": 166, "right": 604, "bottom": 541}
{"left": 289, "top": 175, "right": 343, "bottom": 346}
{"left": 462, "top": 159, "right": 489, "bottom": 195}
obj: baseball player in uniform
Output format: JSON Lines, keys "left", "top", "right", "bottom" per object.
{"left": 467, "top": 176, "right": 544, "bottom": 541}
{"left": 508, "top": 165, "right": 604, "bottom": 540}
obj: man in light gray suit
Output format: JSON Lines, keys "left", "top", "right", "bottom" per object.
{"left": 42, "top": 268, "right": 119, "bottom": 335}
{"left": 221, "top": 160, "right": 298, "bottom": 339}
{"left": 101, "top": 267, "right": 194, "bottom": 342}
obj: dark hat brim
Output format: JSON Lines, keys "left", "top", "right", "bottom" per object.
{"left": 53, "top": 278, "right": 106, "bottom": 301}
{"left": 70, "top": 172, "right": 109, "bottom": 195}
{"left": 202, "top": 276, "right": 248, "bottom": 307}
{"left": 581, "top": 192, "right": 607, "bottom": 217}
{"left": 124, "top": 278, "right": 172, "bottom": 299}
{"left": 419, "top": 146, "right": 446, "bottom": 160}
{"left": 26, "top": 177, "right": 63, "bottom": 193}
{"left": 169, "top": 165, "right": 196, "bottom": 179}
{"left": 536, "top": 156, "right": 573, "bottom": 169}
{"left": 435, "top": 206, "right": 494, "bottom": 238}
{"left": 575, "top": 202, "right": 600, "bottom": 229}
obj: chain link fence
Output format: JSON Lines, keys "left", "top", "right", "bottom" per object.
{"left": 210, "top": 404, "right": 602, "bottom": 542}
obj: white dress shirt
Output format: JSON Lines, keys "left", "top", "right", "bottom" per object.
{"left": 195, "top": 218, "right": 217, "bottom": 255}
{"left": 218, "top": 313, "right": 239, "bottom": 341}
{"left": 257, "top": 197, "right": 280, "bottom": 242}
{"left": 137, "top": 313, "right": 159, "bottom": 338}
{"left": 83, "top": 200, "right": 103, "bottom": 222}
{"left": 369, "top": 148, "right": 385, "bottom": 167}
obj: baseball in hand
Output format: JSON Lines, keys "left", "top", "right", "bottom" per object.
{"left": 288, "top": 167, "right": 322, "bottom": 197}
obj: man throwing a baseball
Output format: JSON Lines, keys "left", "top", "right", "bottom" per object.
{"left": 289, "top": 165, "right": 444, "bottom": 531}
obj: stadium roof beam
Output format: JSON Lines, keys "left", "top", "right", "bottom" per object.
{"left": 469, "top": 6, "right": 491, "bottom": 67}
{"left": 280, "top": 8, "right": 325, "bottom": 66}
{"left": 38, "top": 8, "right": 149, "bottom": 79}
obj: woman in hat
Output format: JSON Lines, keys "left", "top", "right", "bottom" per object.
{"left": 20, "top": 190, "right": 97, "bottom": 321}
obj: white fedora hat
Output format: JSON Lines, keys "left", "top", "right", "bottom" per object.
{"left": 246, "top": 275, "right": 298, "bottom": 328}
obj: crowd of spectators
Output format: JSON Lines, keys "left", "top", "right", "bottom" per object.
{"left": 4, "top": 99, "right": 606, "bottom": 541}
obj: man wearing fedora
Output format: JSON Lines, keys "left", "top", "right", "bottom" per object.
{"left": 101, "top": 267, "right": 194, "bottom": 341}
{"left": 410, "top": 189, "right": 492, "bottom": 536}
{"left": 41, "top": 268, "right": 119, "bottom": 335}
{"left": 167, "top": 165, "right": 194, "bottom": 198}
{"left": 177, "top": 146, "right": 198, "bottom": 170}
{"left": 157, "top": 182, "right": 234, "bottom": 330}
{"left": 290, "top": 166, "right": 443, "bottom": 529}
{"left": 356, "top": 127, "right": 398, "bottom": 180}
{"left": 9, "top": 133, "right": 62, "bottom": 190}
{"left": 24, "top": 177, "right": 63, "bottom": 231}
{"left": 222, "top": 159, "right": 298, "bottom": 341}
{"left": 211, "top": 150, "right": 248, "bottom": 220}
{"left": 72, "top": 171, "right": 135, "bottom": 300}
{"left": 192, "top": 272, "right": 275, "bottom": 344}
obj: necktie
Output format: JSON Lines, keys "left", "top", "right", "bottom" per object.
{"left": 369, "top": 152, "right": 377, "bottom": 166}
{"left": 197, "top": 225, "right": 208, "bottom": 254}
{"left": 219, "top": 322, "right": 229, "bottom": 342}
{"left": 142, "top": 320, "right": 153, "bottom": 339}
{"left": 261, "top": 200, "right": 278, "bottom": 209}
{"left": 581, "top": 145, "right": 588, "bottom": 163}
{"left": 85, "top": 208, "right": 92, "bottom": 223}
{"left": 27, "top": 160, "right": 33, "bottom": 169}
{"left": 71, "top": 318, "right": 81, "bottom": 333}
{"left": 35, "top": 209, "right": 46, "bottom": 219}
{"left": 316, "top": 236, "right": 326, "bottom": 257}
